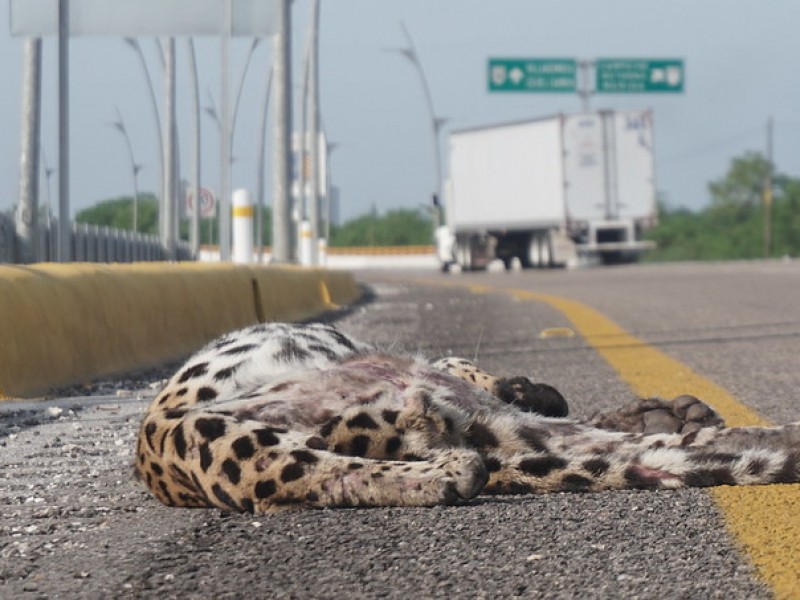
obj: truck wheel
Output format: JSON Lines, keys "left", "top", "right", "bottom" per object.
{"left": 456, "top": 240, "right": 473, "bottom": 271}
{"left": 526, "top": 233, "right": 552, "bottom": 268}
{"left": 526, "top": 235, "right": 540, "bottom": 269}
{"left": 540, "top": 232, "right": 552, "bottom": 268}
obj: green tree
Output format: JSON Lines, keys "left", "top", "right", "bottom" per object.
{"left": 646, "top": 151, "right": 800, "bottom": 261}
{"left": 76, "top": 194, "right": 159, "bottom": 234}
{"left": 770, "top": 178, "right": 800, "bottom": 257}
{"left": 330, "top": 208, "right": 432, "bottom": 247}
{"left": 76, "top": 195, "right": 274, "bottom": 247}
{"left": 644, "top": 204, "right": 710, "bottom": 261}
{"left": 708, "top": 151, "right": 772, "bottom": 210}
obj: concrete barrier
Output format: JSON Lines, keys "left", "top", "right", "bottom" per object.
{"left": 249, "top": 265, "right": 360, "bottom": 323}
{"left": 0, "top": 263, "right": 360, "bottom": 399}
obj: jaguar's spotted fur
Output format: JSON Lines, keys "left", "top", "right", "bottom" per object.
{"left": 135, "top": 322, "right": 800, "bottom": 513}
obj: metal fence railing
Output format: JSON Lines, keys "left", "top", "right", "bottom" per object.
{"left": 0, "top": 212, "right": 192, "bottom": 264}
{"left": 0, "top": 212, "right": 14, "bottom": 263}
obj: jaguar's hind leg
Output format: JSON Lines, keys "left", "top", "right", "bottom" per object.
{"left": 136, "top": 408, "right": 487, "bottom": 513}
{"left": 590, "top": 394, "right": 724, "bottom": 434}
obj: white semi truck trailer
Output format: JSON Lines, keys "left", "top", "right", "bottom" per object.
{"left": 437, "top": 109, "right": 658, "bottom": 271}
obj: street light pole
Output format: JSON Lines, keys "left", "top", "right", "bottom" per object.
{"left": 186, "top": 38, "right": 201, "bottom": 257}
{"left": 390, "top": 23, "right": 445, "bottom": 231}
{"left": 305, "top": 0, "right": 321, "bottom": 264}
{"left": 17, "top": 37, "right": 42, "bottom": 264}
{"left": 123, "top": 38, "right": 164, "bottom": 194}
{"left": 40, "top": 148, "right": 55, "bottom": 256}
{"left": 218, "top": 0, "right": 234, "bottom": 260}
{"left": 57, "top": 0, "right": 71, "bottom": 261}
{"left": 205, "top": 39, "right": 263, "bottom": 153}
{"left": 271, "top": 0, "right": 293, "bottom": 263}
{"left": 161, "top": 37, "right": 177, "bottom": 259}
{"left": 123, "top": 38, "right": 165, "bottom": 240}
{"left": 256, "top": 67, "right": 274, "bottom": 263}
{"left": 323, "top": 140, "right": 338, "bottom": 245}
{"left": 110, "top": 107, "right": 142, "bottom": 233}
{"left": 296, "top": 1, "right": 313, "bottom": 265}
{"left": 205, "top": 36, "right": 262, "bottom": 259}
{"left": 232, "top": 39, "right": 262, "bottom": 146}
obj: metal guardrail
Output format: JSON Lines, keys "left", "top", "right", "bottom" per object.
{"left": 0, "top": 216, "right": 438, "bottom": 264}
{"left": 0, "top": 212, "right": 14, "bottom": 263}
{"left": 0, "top": 212, "right": 192, "bottom": 263}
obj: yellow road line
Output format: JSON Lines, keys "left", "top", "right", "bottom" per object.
{"left": 404, "top": 277, "right": 798, "bottom": 594}
{"left": 490, "top": 285, "right": 798, "bottom": 599}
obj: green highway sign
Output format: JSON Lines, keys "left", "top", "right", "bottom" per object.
{"left": 596, "top": 59, "right": 684, "bottom": 93}
{"left": 488, "top": 58, "right": 577, "bottom": 92}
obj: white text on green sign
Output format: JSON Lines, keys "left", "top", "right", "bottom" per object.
{"left": 488, "top": 59, "right": 577, "bottom": 92}
{"left": 596, "top": 59, "right": 684, "bottom": 93}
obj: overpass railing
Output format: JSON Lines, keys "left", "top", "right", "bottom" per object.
{"left": 0, "top": 212, "right": 192, "bottom": 263}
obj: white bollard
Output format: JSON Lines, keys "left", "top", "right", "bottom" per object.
{"left": 317, "top": 237, "right": 327, "bottom": 267}
{"left": 232, "top": 189, "right": 253, "bottom": 264}
{"left": 299, "top": 220, "right": 313, "bottom": 266}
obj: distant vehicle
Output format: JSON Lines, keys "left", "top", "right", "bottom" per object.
{"left": 437, "top": 109, "right": 658, "bottom": 271}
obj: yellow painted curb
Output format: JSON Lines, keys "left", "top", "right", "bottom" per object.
{"left": 249, "top": 266, "right": 358, "bottom": 323}
{"left": 0, "top": 263, "right": 358, "bottom": 398}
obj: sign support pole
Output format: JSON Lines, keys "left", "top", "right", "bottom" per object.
{"left": 578, "top": 60, "right": 592, "bottom": 112}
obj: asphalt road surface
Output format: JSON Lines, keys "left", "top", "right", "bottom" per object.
{"left": 3, "top": 260, "right": 799, "bottom": 598}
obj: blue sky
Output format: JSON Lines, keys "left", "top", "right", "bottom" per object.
{"left": 1, "top": 0, "right": 799, "bottom": 222}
